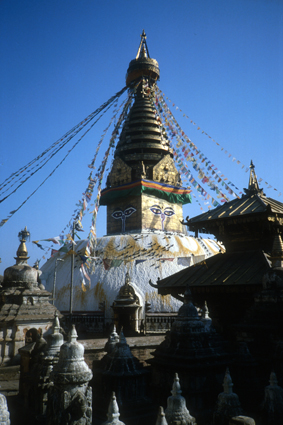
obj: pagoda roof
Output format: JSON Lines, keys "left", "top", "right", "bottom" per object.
{"left": 156, "top": 250, "right": 271, "bottom": 297}
{"left": 187, "top": 161, "right": 283, "bottom": 231}
{"left": 187, "top": 193, "right": 283, "bottom": 228}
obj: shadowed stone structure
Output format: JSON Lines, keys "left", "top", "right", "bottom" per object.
{"left": 47, "top": 325, "right": 92, "bottom": 425}
{"left": 259, "top": 371, "right": 283, "bottom": 425}
{"left": 27, "top": 312, "right": 64, "bottom": 421}
{"left": 165, "top": 374, "right": 196, "bottom": 425}
{"left": 102, "top": 392, "right": 126, "bottom": 425}
{"left": 92, "top": 329, "right": 153, "bottom": 425}
{"left": 213, "top": 368, "right": 243, "bottom": 425}
{"left": 150, "top": 287, "right": 232, "bottom": 423}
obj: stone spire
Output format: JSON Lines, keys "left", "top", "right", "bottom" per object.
{"left": 260, "top": 371, "right": 283, "bottom": 425}
{"left": 156, "top": 406, "right": 168, "bottom": 425}
{"left": 104, "top": 324, "right": 120, "bottom": 353}
{"left": 102, "top": 392, "right": 125, "bottom": 425}
{"left": 271, "top": 233, "right": 283, "bottom": 268}
{"left": 201, "top": 300, "right": 212, "bottom": 331}
{"left": 165, "top": 373, "right": 196, "bottom": 425}
{"left": 213, "top": 368, "right": 243, "bottom": 425}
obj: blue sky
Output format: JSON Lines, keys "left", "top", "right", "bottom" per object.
{"left": 1, "top": 0, "right": 283, "bottom": 274}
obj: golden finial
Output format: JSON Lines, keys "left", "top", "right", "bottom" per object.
{"left": 15, "top": 226, "right": 30, "bottom": 263}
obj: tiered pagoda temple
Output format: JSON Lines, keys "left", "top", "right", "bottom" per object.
{"left": 153, "top": 162, "right": 283, "bottom": 419}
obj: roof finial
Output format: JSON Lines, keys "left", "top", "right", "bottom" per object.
{"left": 136, "top": 29, "right": 150, "bottom": 59}
{"left": 244, "top": 160, "right": 264, "bottom": 196}
{"left": 15, "top": 226, "right": 30, "bottom": 264}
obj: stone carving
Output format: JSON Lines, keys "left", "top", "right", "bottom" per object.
{"left": 0, "top": 393, "right": 10, "bottom": 425}
{"left": 104, "top": 324, "right": 119, "bottom": 354}
{"left": 102, "top": 392, "right": 125, "bottom": 425}
{"left": 47, "top": 325, "right": 92, "bottom": 425}
{"left": 165, "top": 373, "right": 196, "bottom": 425}
{"left": 28, "top": 312, "right": 64, "bottom": 420}
{"left": 213, "top": 368, "right": 243, "bottom": 425}
{"left": 156, "top": 406, "right": 168, "bottom": 425}
{"left": 260, "top": 371, "right": 283, "bottom": 425}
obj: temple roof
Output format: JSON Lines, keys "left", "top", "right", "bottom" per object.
{"left": 156, "top": 250, "right": 271, "bottom": 296}
{"left": 186, "top": 161, "right": 283, "bottom": 232}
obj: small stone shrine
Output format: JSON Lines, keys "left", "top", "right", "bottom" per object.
{"left": 104, "top": 324, "right": 120, "bottom": 354}
{"left": 165, "top": 373, "right": 196, "bottom": 425}
{"left": 102, "top": 392, "right": 126, "bottom": 425}
{"left": 92, "top": 329, "right": 153, "bottom": 425}
{"left": 213, "top": 368, "right": 243, "bottom": 425}
{"left": 0, "top": 393, "right": 10, "bottom": 425}
{"left": 259, "top": 371, "right": 283, "bottom": 425}
{"left": 156, "top": 406, "right": 168, "bottom": 425}
{"left": 111, "top": 272, "right": 141, "bottom": 335}
{"left": 27, "top": 312, "right": 64, "bottom": 420}
{"left": 149, "top": 286, "right": 232, "bottom": 423}
{"left": 47, "top": 325, "right": 92, "bottom": 425}
{"left": 0, "top": 227, "right": 60, "bottom": 364}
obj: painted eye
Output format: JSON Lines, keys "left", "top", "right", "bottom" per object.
{"left": 112, "top": 210, "right": 123, "bottom": 219}
{"left": 124, "top": 206, "right": 136, "bottom": 217}
{"left": 164, "top": 208, "right": 175, "bottom": 217}
{"left": 150, "top": 206, "right": 162, "bottom": 215}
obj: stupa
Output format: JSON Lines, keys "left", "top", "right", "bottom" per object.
{"left": 0, "top": 227, "right": 60, "bottom": 364}
{"left": 40, "top": 31, "right": 221, "bottom": 329}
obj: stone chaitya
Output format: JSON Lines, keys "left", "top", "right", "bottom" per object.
{"left": 47, "top": 325, "right": 92, "bottom": 425}
{"left": 102, "top": 392, "right": 126, "bottom": 425}
{"left": 156, "top": 406, "right": 168, "bottom": 425}
{"left": 165, "top": 374, "right": 196, "bottom": 425}
{"left": 213, "top": 368, "right": 243, "bottom": 425}
{"left": 104, "top": 324, "right": 119, "bottom": 354}
{"left": 92, "top": 329, "right": 153, "bottom": 425}
{"left": 259, "top": 371, "right": 283, "bottom": 425}
{"left": 149, "top": 286, "right": 232, "bottom": 424}
{"left": 0, "top": 227, "right": 60, "bottom": 365}
{"left": 26, "top": 312, "right": 64, "bottom": 421}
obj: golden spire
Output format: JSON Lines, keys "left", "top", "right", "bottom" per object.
{"left": 136, "top": 29, "right": 150, "bottom": 59}
{"left": 15, "top": 226, "right": 30, "bottom": 264}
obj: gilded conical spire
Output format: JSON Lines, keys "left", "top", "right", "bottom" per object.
{"left": 136, "top": 30, "right": 150, "bottom": 59}
{"left": 15, "top": 226, "right": 30, "bottom": 264}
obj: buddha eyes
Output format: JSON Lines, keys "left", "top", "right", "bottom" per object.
{"left": 163, "top": 208, "right": 175, "bottom": 217}
{"left": 112, "top": 206, "right": 136, "bottom": 220}
{"left": 112, "top": 210, "right": 123, "bottom": 219}
{"left": 124, "top": 206, "right": 136, "bottom": 217}
{"left": 150, "top": 206, "right": 162, "bottom": 215}
{"left": 150, "top": 205, "right": 175, "bottom": 217}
